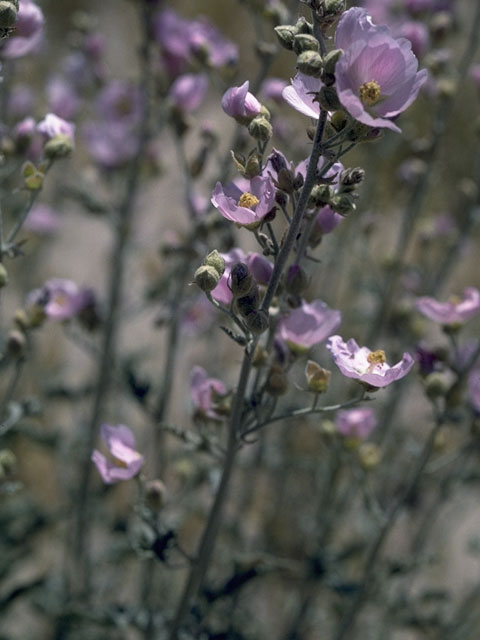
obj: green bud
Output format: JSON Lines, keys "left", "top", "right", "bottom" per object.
{"left": 330, "top": 193, "right": 357, "bottom": 215}
{"left": 274, "top": 24, "right": 297, "bottom": 50}
{"left": 318, "top": 86, "right": 342, "bottom": 111}
{"left": 323, "top": 48, "right": 343, "bottom": 76}
{"left": 235, "top": 287, "right": 260, "bottom": 316}
{"left": 330, "top": 110, "right": 348, "bottom": 132}
{"left": 0, "top": 449, "right": 16, "bottom": 480}
{"left": 310, "top": 184, "right": 333, "bottom": 207}
{"left": 325, "top": 0, "right": 347, "bottom": 17}
{"left": 7, "top": 329, "right": 26, "bottom": 358}
{"left": 339, "top": 167, "right": 365, "bottom": 191}
{"left": 0, "top": 1, "right": 18, "bottom": 31}
{"left": 296, "top": 50, "right": 323, "bottom": 78}
{"left": 44, "top": 134, "right": 75, "bottom": 159}
{"left": 265, "top": 365, "right": 288, "bottom": 396}
{"left": 0, "top": 263, "right": 8, "bottom": 288}
{"left": 22, "top": 161, "right": 44, "bottom": 191}
{"left": 194, "top": 265, "right": 221, "bottom": 292}
{"left": 248, "top": 116, "right": 273, "bottom": 142}
{"left": 244, "top": 309, "right": 269, "bottom": 335}
{"left": 358, "top": 442, "right": 381, "bottom": 470}
{"left": 305, "top": 360, "right": 331, "bottom": 393}
{"left": 293, "top": 33, "right": 319, "bottom": 55}
{"left": 204, "top": 250, "right": 225, "bottom": 276}
{"left": 424, "top": 372, "right": 453, "bottom": 399}
{"left": 276, "top": 168, "right": 295, "bottom": 193}
{"left": 145, "top": 479, "right": 167, "bottom": 511}
{"left": 295, "top": 17, "right": 313, "bottom": 34}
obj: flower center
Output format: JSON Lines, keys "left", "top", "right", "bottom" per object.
{"left": 359, "top": 80, "right": 381, "bottom": 106}
{"left": 52, "top": 292, "right": 70, "bottom": 308}
{"left": 238, "top": 192, "right": 259, "bottom": 209}
{"left": 367, "top": 350, "right": 387, "bottom": 366}
{"left": 448, "top": 295, "right": 461, "bottom": 305}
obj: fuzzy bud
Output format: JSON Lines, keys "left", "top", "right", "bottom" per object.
{"left": 0, "top": 1, "right": 18, "bottom": 32}
{"left": 323, "top": 48, "right": 343, "bottom": 76}
{"left": 305, "top": 360, "right": 331, "bottom": 393}
{"left": 325, "top": 0, "right": 346, "bottom": 17}
{"left": 274, "top": 24, "right": 297, "bottom": 50}
{"left": 285, "top": 264, "right": 308, "bottom": 295}
{"left": 318, "top": 86, "right": 342, "bottom": 111}
{"left": 296, "top": 50, "right": 323, "bottom": 77}
{"left": 265, "top": 365, "right": 288, "bottom": 396}
{"left": 310, "top": 184, "right": 333, "bottom": 207}
{"left": 293, "top": 33, "right": 319, "bottom": 55}
{"left": 244, "top": 309, "right": 269, "bottom": 335}
{"left": 248, "top": 116, "right": 273, "bottom": 142}
{"left": 194, "top": 265, "right": 221, "bottom": 292}
{"left": 358, "top": 442, "right": 381, "bottom": 470}
{"left": 44, "top": 134, "right": 75, "bottom": 159}
{"left": 7, "top": 329, "right": 26, "bottom": 358}
{"left": 0, "top": 449, "right": 16, "bottom": 480}
{"left": 235, "top": 287, "right": 260, "bottom": 317}
{"left": 339, "top": 167, "right": 365, "bottom": 191}
{"left": 424, "top": 372, "right": 452, "bottom": 399}
{"left": 295, "top": 17, "right": 313, "bottom": 34}
{"left": 330, "top": 193, "right": 356, "bottom": 215}
{"left": 229, "top": 263, "right": 253, "bottom": 297}
{"left": 0, "top": 263, "right": 8, "bottom": 288}
{"left": 145, "top": 479, "right": 167, "bottom": 511}
{"left": 330, "top": 110, "right": 348, "bottom": 132}
{"left": 204, "top": 250, "right": 225, "bottom": 276}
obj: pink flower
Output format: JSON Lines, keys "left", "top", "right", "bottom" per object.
{"left": 246, "top": 253, "right": 273, "bottom": 286}
{"left": 398, "top": 21, "right": 430, "bottom": 59}
{"left": 24, "top": 204, "right": 61, "bottom": 236}
{"left": 92, "top": 424, "right": 144, "bottom": 484}
{"left": 335, "top": 408, "right": 377, "bottom": 439}
{"left": 37, "top": 113, "right": 75, "bottom": 142}
{"left": 211, "top": 176, "right": 275, "bottom": 227}
{"left": 415, "top": 288, "right": 480, "bottom": 325}
{"left": 277, "top": 300, "right": 341, "bottom": 352}
{"left": 2, "top": 0, "right": 44, "bottom": 59}
{"left": 211, "top": 248, "right": 246, "bottom": 305}
{"left": 28, "top": 278, "right": 92, "bottom": 321}
{"left": 221, "top": 81, "right": 262, "bottom": 122}
{"left": 282, "top": 73, "right": 322, "bottom": 119}
{"left": 190, "top": 366, "right": 227, "bottom": 421}
{"left": 260, "top": 77, "right": 288, "bottom": 103}
{"left": 169, "top": 73, "right": 208, "bottom": 112}
{"left": 326, "top": 336, "right": 414, "bottom": 387}
{"left": 334, "top": 7, "right": 428, "bottom": 133}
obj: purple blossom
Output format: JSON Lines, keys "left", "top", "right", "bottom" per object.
{"left": 37, "top": 114, "right": 75, "bottom": 142}
{"left": 415, "top": 288, "right": 480, "bottom": 325}
{"left": 2, "top": 0, "right": 44, "bottom": 59}
{"left": 282, "top": 73, "right": 322, "bottom": 119}
{"left": 14, "top": 116, "right": 36, "bottom": 140}
{"left": 211, "top": 176, "right": 275, "bottom": 227}
{"left": 190, "top": 366, "right": 227, "bottom": 420}
{"left": 221, "top": 81, "right": 261, "bottom": 121}
{"left": 398, "top": 21, "right": 429, "bottom": 59}
{"left": 326, "top": 336, "right": 414, "bottom": 387}
{"left": 28, "top": 279, "right": 92, "bottom": 321}
{"left": 334, "top": 7, "right": 428, "bottom": 133}
{"left": 96, "top": 81, "right": 142, "bottom": 125}
{"left": 47, "top": 77, "right": 80, "bottom": 120}
{"left": 169, "top": 73, "right": 209, "bottom": 112}
{"left": 92, "top": 424, "right": 144, "bottom": 484}
{"left": 83, "top": 121, "right": 139, "bottom": 169}
{"left": 24, "top": 204, "right": 61, "bottom": 236}
{"left": 277, "top": 300, "right": 342, "bottom": 352}
{"left": 313, "top": 206, "right": 343, "bottom": 235}
{"left": 246, "top": 253, "right": 273, "bottom": 286}
{"left": 468, "top": 369, "right": 480, "bottom": 413}
{"left": 188, "top": 17, "right": 238, "bottom": 68}
{"left": 335, "top": 408, "right": 377, "bottom": 439}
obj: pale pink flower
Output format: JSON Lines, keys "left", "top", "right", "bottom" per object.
{"left": 92, "top": 424, "right": 144, "bottom": 484}
{"left": 415, "top": 288, "right": 480, "bottom": 325}
{"left": 277, "top": 300, "right": 341, "bottom": 352}
{"left": 335, "top": 408, "right": 377, "bottom": 439}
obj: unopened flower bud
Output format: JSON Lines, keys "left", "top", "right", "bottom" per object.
{"left": 245, "top": 309, "right": 269, "bottom": 335}
{"left": 276, "top": 168, "right": 295, "bottom": 193}
{"left": 293, "top": 33, "right": 319, "bottom": 55}
{"left": 324, "top": 0, "right": 346, "bottom": 17}
{"left": 310, "top": 184, "right": 333, "bottom": 207}
{"left": 204, "top": 250, "right": 225, "bottom": 276}
{"left": 358, "top": 442, "right": 381, "bottom": 470}
{"left": 296, "top": 50, "right": 323, "bottom": 77}
{"left": 195, "top": 265, "right": 221, "bottom": 292}
{"left": 22, "top": 161, "right": 44, "bottom": 191}
{"left": 274, "top": 24, "right": 297, "bottom": 50}
{"left": 330, "top": 193, "right": 356, "bottom": 215}
{"left": 0, "top": 1, "right": 18, "bottom": 32}
{"left": 7, "top": 329, "right": 26, "bottom": 357}
{"left": 265, "top": 365, "right": 288, "bottom": 396}
{"left": 295, "top": 17, "right": 313, "bottom": 34}
{"left": 248, "top": 116, "right": 273, "bottom": 142}
{"left": 318, "top": 86, "right": 342, "bottom": 111}
{"left": 44, "top": 134, "right": 75, "bottom": 159}
{"left": 145, "top": 479, "right": 167, "bottom": 511}
{"left": 235, "top": 287, "right": 260, "bottom": 316}
{"left": 424, "top": 372, "right": 452, "bottom": 398}
{"left": 305, "top": 360, "right": 331, "bottom": 393}
{"left": 0, "top": 449, "right": 16, "bottom": 480}
{"left": 340, "top": 167, "right": 365, "bottom": 191}
{"left": 229, "top": 263, "right": 253, "bottom": 297}
{"left": 252, "top": 345, "right": 268, "bottom": 367}
{"left": 285, "top": 264, "right": 308, "bottom": 295}
{"left": 320, "top": 419, "right": 336, "bottom": 436}
{"left": 330, "top": 110, "right": 348, "bottom": 132}
{"left": 0, "top": 263, "right": 8, "bottom": 288}
{"left": 323, "top": 48, "right": 343, "bottom": 76}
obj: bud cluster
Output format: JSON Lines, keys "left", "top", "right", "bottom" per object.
{"left": 229, "top": 263, "right": 269, "bottom": 335}
{"left": 194, "top": 250, "right": 226, "bottom": 293}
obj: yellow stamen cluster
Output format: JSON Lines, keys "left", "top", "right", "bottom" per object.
{"left": 367, "top": 350, "right": 387, "bottom": 366}
{"left": 359, "top": 80, "right": 381, "bottom": 106}
{"left": 238, "top": 192, "right": 259, "bottom": 209}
